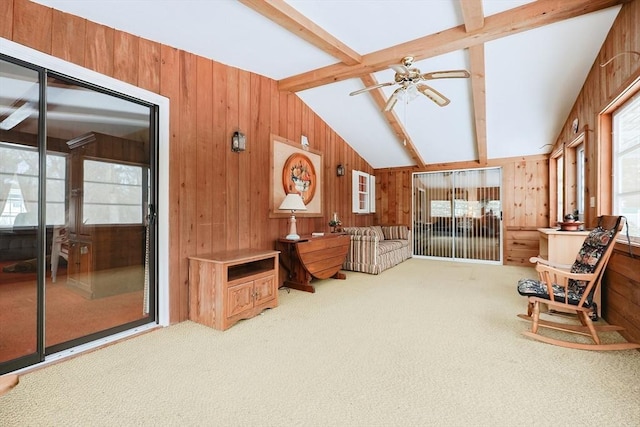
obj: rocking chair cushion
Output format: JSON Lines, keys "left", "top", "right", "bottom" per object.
{"left": 517, "top": 277, "right": 586, "bottom": 306}
{"left": 568, "top": 226, "right": 616, "bottom": 295}
{"left": 517, "top": 220, "right": 618, "bottom": 307}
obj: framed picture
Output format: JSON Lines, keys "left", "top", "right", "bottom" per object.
{"left": 270, "top": 134, "right": 323, "bottom": 218}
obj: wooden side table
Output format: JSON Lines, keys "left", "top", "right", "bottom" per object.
{"left": 276, "top": 233, "right": 350, "bottom": 293}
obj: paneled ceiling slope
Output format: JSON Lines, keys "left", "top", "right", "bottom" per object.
{"left": 33, "top": 0, "right": 624, "bottom": 169}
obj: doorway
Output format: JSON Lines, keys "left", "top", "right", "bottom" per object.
{"left": 413, "top": 168, "right": 502, "bottom": 263}
{"left": 0, "top": 55, "right": 158, "bottom": 373}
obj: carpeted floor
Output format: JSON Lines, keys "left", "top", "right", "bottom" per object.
{"left": 1, "top": 258, "right": 639, "bottom": 426}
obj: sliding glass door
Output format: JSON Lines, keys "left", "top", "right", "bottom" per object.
{"left": 0, "top": 55, "right": 158, "bottom": 373}
{"left": 0, "top": 60, "right": 42, "bottom": 367}
{"left": 413, "top": 168, "right": 502, "bottom": 263}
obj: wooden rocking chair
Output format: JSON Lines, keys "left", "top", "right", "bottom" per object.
{"left": 517, "top": 215, "right": 640, "bottom": 351}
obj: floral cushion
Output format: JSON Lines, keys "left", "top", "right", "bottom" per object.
{"left": 517, "top": 278, "right": 584, "bottom": 306}
{"left": 568, "top": 226, "right": 615, "bottom": 295}
{"left": 517, "top": 224, "right": 617, "bottom": 307}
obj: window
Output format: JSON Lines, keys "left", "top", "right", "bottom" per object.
{"left": 351, "top": 170, "right": 375, "bottom": 214}
{"left": 555, "top": 153, "right": 564, "bottom": 223}
{"left": 612, "top": 91, "right": 640, "bottom": 239}
{"left": 0, "top": 143, "right": 66, "bottom": 227}
{"left": 83, "top": 159, "right": 144, "bottom": 225}
{"left": 550, "top": 132, "right": 585, "bottom": 224}
{"left": 430, "top": 200, "right": 451, "bottom": 217}
{"left": 576, "top": 143, "right": 585, "bottom": 220}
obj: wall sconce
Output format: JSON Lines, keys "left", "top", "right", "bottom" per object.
{"left": 231, "top": 131, "right": 246, "bottom": 152}
{"left": 336, "top": 164, "right": 345, "bottom": 177}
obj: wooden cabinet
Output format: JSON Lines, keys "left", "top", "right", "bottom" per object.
{"left": 188, "top": 249, "right": 279, "bottom": 331}
{"left": 537, "top": 228, "right": 602, "bottom": 316}
{"left": 537, "top": 228, "right": 589, "bottom": 265}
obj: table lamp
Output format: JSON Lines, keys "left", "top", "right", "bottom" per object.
{"left": 278, "top": 193, "right": 307, "bottom": 240}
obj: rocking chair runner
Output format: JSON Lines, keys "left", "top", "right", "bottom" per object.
{"left": 517, "top": 215, "right": 640, "bottom": 351}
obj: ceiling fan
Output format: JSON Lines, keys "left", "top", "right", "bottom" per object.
{"left": 349, "top": 56, "right": 470, "bottom": 112}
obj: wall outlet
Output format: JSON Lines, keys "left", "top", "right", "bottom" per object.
{"left": 590, "top": 196, "right": 596, "bottom": 208}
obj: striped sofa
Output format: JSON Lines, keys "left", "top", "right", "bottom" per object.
{"left": 342, "top": 225, "right": 412, "bottom": 274}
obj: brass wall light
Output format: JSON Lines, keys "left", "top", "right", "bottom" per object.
{"left": 336, "top": 164, "right": 345, "bottom": 177}
{"left": 231, "top": 131, "right": 246, "bottom": 152}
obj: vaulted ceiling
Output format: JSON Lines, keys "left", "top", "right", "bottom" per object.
{"left": 33, "top": 0, "right": 625, "bottom": 169}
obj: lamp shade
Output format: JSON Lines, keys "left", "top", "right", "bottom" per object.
{"left": 278, "top": 193, "right": 307, "bottom": 211}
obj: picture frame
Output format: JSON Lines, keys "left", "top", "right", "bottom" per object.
{"left": 270, "top": 134, "right": 323, "bottom": 218}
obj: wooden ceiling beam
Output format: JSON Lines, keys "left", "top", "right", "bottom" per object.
{"left": 460, "top": 0, "right": 488, "bottom": 165}
{"left": 459, "top": 0, "right": 484, "bottom": 32}
{"left": 279, "top": 0, "right": 624, "bottom": 92}
{"left": 469, "top": 44, "right": 487, "bottom": 165}
{"left": 359, "top": 75, "right": 427, "bottom": 168}
{"left": 238, "top": 0, "right": 362, "bottom": 66}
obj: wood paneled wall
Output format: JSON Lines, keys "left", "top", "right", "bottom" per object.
{"left": 376, "top": 154, "right": 549, "bottom": 266}
{"left": 551, "top": 0, "right": 640, "bottom": 344}
{"left": 377, "top": 0, "right": 640, "bottom": 343}
{"left": 2, "top": 0, "right": 374, "bottom": 323}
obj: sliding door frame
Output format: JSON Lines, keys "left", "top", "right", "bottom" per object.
{"left": 412, "top": 167, "right": 503, "bottom": 264}
{"left": 1, "top": 38, "right": 170, "bottom": 375}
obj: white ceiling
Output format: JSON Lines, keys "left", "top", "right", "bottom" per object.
{"left": 32, "top": 0, "right": 622, "bottom": 169}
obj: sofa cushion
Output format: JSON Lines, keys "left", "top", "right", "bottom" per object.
{"left": 370, "top": 225, "right": 385, "bottom": 241}
{"left": 377, "top": 240, "right": 404, "bottom": 255}
{"left": 381, "top": 225, "right": 409, "bottom": 240}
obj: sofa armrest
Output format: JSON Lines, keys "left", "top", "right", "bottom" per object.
{"left": 345, "top": 234, "right": 379, "bottom": 265}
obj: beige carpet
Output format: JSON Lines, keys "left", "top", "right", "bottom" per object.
{"left": 1, "top": 258, "right": 639, "bottom": 426}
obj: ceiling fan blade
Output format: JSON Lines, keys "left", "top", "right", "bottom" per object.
{"left": 421, "top": 69, "right": 470, "bottom": 80}
{"left": 384, "top": 88, "right": 402, "bottom": 112}
{"left": 417, "top": 84, "right": 450, "bottom": 107}
{"left": 390, "top": 64, "right": 410, "bottom": 75}
{"left": 349, "top": 82, "right": 394, "bottom": 96}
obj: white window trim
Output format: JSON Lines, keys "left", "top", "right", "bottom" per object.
{"left": 352, "top": 170, "right": 375, "bottom": 214}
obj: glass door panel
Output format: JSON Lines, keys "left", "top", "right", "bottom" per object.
{"left": 44, "top": 74, "right": 154, "bottom": 353}
{"left": 413, "top": 168, "right": 502, "bottom": 263}
{"left": 1, "top": 53, "right": 158, "bottom": 374}
{"left": 0, "top": 59, "right": 42, "bottom": 366}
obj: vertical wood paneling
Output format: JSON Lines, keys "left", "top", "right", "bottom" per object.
{"left": 138, "top": 38, "right": 161, "bottom": 93}
{"left": 376, "top": 155, "right": 549, "bottom": 265}
{"left": 211, "top": 60, "right": 227, "bottom": 254}
{"left": 252, "top": 73, "right": 271, "bottom": 249}
{"left": 196, "top": 56, "right": 213, "bottom": 255}
{"left": 113, "top": 31, "right": 138, "bottom": 85}
{"left": 84, "top": 20, "right": 113, "bottom": 76}
{"left": 179, "top": 50, "right": 198, "bottom": 279}
{"left": 0, "top": 0, "right": 13, "bottom": 39}
{"left": 12, "top": 0, "right": 52, "bottom": 54}
{"left": 51, "top": 10, "right": 85, "bottom": 66}
{"left": 225, "top": 67, "right": 240, "bottom": 251}
{"left": 549, "top": 0, "right": 640, "bottom": 339}
{"left": 158, "top": 44, "right": 182, "bottom": 321}
{"left": 237, "top": 69, "right": 251, "bottom": 248}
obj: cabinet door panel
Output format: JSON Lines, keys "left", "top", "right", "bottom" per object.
{"left": 254, "top": 276, "right": 276, "bottom": 306}
{"left": 226, "top": 281, "right": 254, "bottom": 318}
